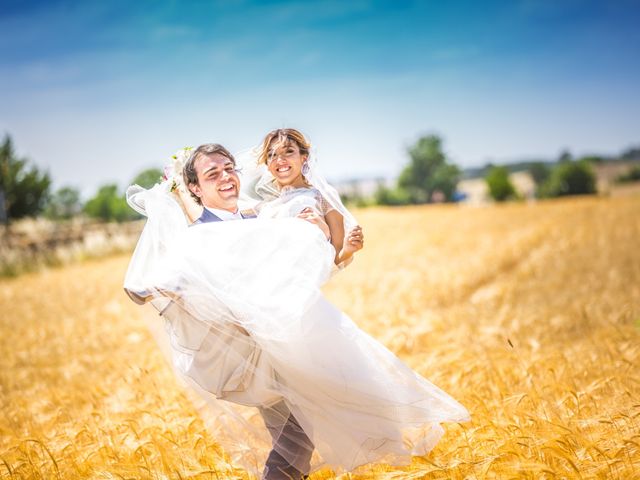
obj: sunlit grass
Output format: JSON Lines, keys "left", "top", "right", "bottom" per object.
{"left": 1, "top": 195, "right": 639, "bottom": 479}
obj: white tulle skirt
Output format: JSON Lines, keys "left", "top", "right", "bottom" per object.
{"left": 124, "top": 183, "right": 470, "bottom": 476}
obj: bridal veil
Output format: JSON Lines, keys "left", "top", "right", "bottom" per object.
{"left": 123, "top": 145, "right": 469, "bottom": 476}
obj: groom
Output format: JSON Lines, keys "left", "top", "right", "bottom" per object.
{"left": 180, "top": 142, "right": 318, "bottom": 480}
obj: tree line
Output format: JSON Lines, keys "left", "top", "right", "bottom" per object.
{"left": 0, "top": 134, "right": 162, "bottom": 224}
{"left": 360, "top": 136, "right": 639, "bottom": 206}
{"left": 2, "top": 132, "right": 639, "bottom": 225}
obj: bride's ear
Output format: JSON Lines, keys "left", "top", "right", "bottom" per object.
{"left": 301, "top": 161, "right": 310, "bottom": 177}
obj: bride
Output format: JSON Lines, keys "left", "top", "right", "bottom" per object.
{"left": 124, "top": 130, "right": 470, "bottom": 479}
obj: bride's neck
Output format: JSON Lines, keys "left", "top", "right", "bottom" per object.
{"left": 277, "top": 176, "right": 309, "bottom": 190}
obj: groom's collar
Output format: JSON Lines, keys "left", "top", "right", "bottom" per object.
{"left": 203, "top": 205, "right": 241, "bottom": 221}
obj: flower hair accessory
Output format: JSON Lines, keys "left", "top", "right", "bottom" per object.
{"left": 163, "top": 147, "right": 193, "bottom": 193}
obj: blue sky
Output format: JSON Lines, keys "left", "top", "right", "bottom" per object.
{"left": 1, "top": 0, "right": 639, "bottom": 196}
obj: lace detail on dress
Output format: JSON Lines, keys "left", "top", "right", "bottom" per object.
{"left": 316, "top": 192, "right": 335, "bottom": 216}
{"left": 279, "top": 187, "right": 334, "bottom": 217}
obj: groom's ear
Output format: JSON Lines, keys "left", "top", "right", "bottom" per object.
{"left": 188, "top": 182, "right": 202, "bottom": 198}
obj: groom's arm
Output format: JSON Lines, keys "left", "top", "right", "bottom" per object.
{"left": 296, "top": 208, "right": 331, "bottom": 240}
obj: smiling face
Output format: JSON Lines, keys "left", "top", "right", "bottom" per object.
{"left": 267, "top": 139, "right": 309, "bottom": 188}
{"left": 188, "top": 153, "right": 240, "bottom": 212}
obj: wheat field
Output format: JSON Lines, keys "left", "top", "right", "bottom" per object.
{"left": 1, "top": 195, "right": 639, "bottom": 479}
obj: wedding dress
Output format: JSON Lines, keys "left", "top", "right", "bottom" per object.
{"left": 124, "top": 148, "right": 470, "bottom": 476}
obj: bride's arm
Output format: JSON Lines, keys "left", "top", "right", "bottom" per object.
{"left": 325, "top": 210, "right": 363, "bottom": 265}
{"left": 325, "top": 210, "right": 345, "bottom": 263}
{"left": 172, "top": 186, "right": 203, "bottom": 224}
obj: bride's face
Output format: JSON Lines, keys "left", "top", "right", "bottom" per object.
{"left": 267, "top": 140, "right": 308, "bottom": 188}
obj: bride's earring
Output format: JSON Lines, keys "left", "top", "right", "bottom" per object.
{"left": 302, "top": 162, "right": 310, "bottom": 177}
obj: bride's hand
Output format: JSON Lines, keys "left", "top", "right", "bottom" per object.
{"left": 297, "top": 208, "right": 331, "bottom": 240}
{"left": 342, "top": 225, "right": 364, "bottom": 254}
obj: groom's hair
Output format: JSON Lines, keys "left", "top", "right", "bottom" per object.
{"left": 183, "top": 143, "right": 236, "bottom": 205}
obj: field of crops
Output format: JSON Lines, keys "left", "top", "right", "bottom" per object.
{"left": 1, "top": 194, "right": 639, "bottom": 479}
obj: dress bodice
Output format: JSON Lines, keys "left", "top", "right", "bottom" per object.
{"left": 258, "top": 186, "right": 334, "bottom": 219}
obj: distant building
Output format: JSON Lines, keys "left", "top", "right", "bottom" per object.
{"left": 332, "top": 177, "right": 395, "bottom": 199}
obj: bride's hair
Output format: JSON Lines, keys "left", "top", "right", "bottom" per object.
{"left": 183, "top": 143, "right": 235, "bottom": 205}
{"left": 257, "top": 128, "right": 311, "bottom": 166}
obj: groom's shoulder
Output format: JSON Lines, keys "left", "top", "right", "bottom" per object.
{"left": 191, "top": 208, "right": 221, "bottom": 225}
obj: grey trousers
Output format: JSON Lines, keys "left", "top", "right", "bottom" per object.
{"left": 259, "top": 401, "right": 314, "bottom": 480}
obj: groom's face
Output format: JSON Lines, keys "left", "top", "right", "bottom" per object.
{"left": 189, "top": 153, "right": 240, "bottom": 212}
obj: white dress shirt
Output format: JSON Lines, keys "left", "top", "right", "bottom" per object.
{"left": 205, "top": 206, "right": 242, "bottom": 221}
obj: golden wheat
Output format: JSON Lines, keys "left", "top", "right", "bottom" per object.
{"left": 1, "top": 194, "right": 639, "bottom": 479}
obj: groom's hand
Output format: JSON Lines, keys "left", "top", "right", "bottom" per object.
{"left": 297, "top": 208, "right": 331, "bottom": 240}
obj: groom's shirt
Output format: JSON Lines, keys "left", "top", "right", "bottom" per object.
{"left": 205, "top": 206, "right": 242, "bottom": 221}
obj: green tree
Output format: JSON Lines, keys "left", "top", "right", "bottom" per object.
{"left": 132, "top": 167, "right": 163, "bottom": 189}
{"left": 485, "top": 166, "right": 517, "bottom": 202}
{"left": 0, "top": 135, "right": 51, "bottom": 224}
{"left": 578, "top": 155, "right": 604, "bottom": 164}
{"left": 615, "top": 164, "right": 640, "bottom": 183}
{"left": 84, "top": 184, "right": 139, "bottom": 222}
{"left": 529, "top": 162, "right": 551, "bottom": 187}
{"left": 538, "top": 160, "right": 597, "bottom": 198}
{"left": 398, "top": 135, "right": 460, "bottom": 203}
{"left": 558, "top": 150, "right": 572, "bottom": 163}
{"left": 45, "top": 186, "right": 82, "bottom": 220}
{"left": 374, "top": 184, "right": 411, "bottom": 206}
{"left": 620, "top": 147, "right": 640, "bottom": 161}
